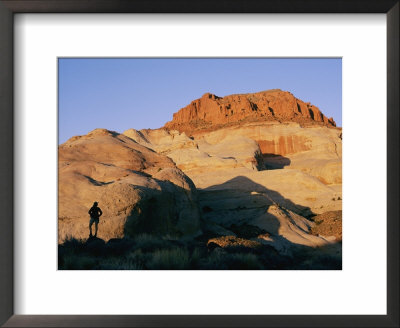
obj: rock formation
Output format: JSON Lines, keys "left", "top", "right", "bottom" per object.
{"left": 119, "top": 89, "right": 342, "bottom": 252}
{"left": 164, "top": 89, "right": 336, "bottom": 134}
{"left": 58, "top": 129, "right": 201, "bottom": 243}
{"left": 59, "top": 89, "right": 342, "bottom": 259}
{"left": 126, "top": 121, "right": 341, "bottom": 186}
{"left": 160, "top": 89, "right": 342, "bottom": 185}
{"left": 196, "top": 172, "right": 340, "bottom": 254}
{"left": 192, "top": 122, "right": 342, "bottom": 184}
{"left": 123, "top": 128, "right": 265, "bottom": 174}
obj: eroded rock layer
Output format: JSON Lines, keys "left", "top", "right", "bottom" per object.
{"left": 164, "top": 89, "right": 336, "bottom": 134}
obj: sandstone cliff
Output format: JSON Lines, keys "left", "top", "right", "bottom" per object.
{"left": 164, "top": 89, "right": 336, "bottom": 134}
{"left": 193, "top": 122, "right": 342, "bottom": 184}
{"left": 126, "top": 121, "right": 342, "bottom": 186}
{"left": 161, "top": 89, "right": 341, "bottom": 184}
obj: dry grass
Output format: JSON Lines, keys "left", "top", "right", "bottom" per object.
{"left": 147, "top": 248, "right": 190, "bottom": 270}
{"left": 199, "top": 250, "right": 263, "bottom": 270}
{"left": 58, "top": 232, "right": 341, "bottom": 270}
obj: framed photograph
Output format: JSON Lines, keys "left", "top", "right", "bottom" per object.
{"left": 1, "top": 1, "right": 398, "bottom": 327}
{"left": 57, "top": 57, "right": 343, "bottom": 272}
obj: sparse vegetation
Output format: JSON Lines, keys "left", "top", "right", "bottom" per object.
{"left": 58, "top": 231, "right": 341, "bottom": 270}
{"left": 147, "top": 248, "right": 190, "bottom": 270}
{"left": 310, "top": 210, "right": 342, "bottom": 241}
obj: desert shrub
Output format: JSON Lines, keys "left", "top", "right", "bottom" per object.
{"left": 96, "top": 256, "right": 143, "bottom": 270}
{"left": 312, "top": 254, "right": 342, "bottom": 270}
{"left": 255, "top": 245, "right": 291, "bottom": 269}
{"left": 207, "top": 236, "right": 261, "bottom": 250}
{"left": 147, "top": 247, "right": 190, "bottom": 270}
{"left": 289, "top": 244, "right": 342, "bottom": 270}
{"left": 134, "top": 234, "right": 170, "bottom": 252}
{"left": 223, "top": 253, "right": 262, "bottom": 270}
{"left": 189, "top": 247, "right": 206, "bottom": 269}
{"left": 200, "top": 249, "right": 228, "bottom": 269}
{"left": 61, "top": 237, "right": 86, "bottom": 252}
{"left": 126, "top": 249, "right": 150, "bottom": 268}
{"left": 295, "top": 253, "right": 342, "bottom": 270}
{"left": 61, "top": 254, "right": 98, "bottom": 270}
{"left": 200, "top": 250, "right": 262, "bottom": 270}
{"left": 106, "top": 238, "right": 135, "bottom": 256}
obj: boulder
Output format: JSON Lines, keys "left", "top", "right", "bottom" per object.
{"left": 58, "top": 129, "right": 201, "bottom": 243}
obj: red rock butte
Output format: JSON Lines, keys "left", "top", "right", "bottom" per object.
{"left": 164, "top": 89, "right": 336, "bottom": 134}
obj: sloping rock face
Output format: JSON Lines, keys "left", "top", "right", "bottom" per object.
{"left": 119, "top": 89, "right": 342, "bottom": 252}
{"left": 194, "top": 167, "right": 341, "bottom": 215}
{"left": 122, "top": 127, "right": 342, "bottom": 251}
{"left": 194, "top": 122, "right": 342, "bottom": 184}
{"left": 197, "top": 174, "right": 335, "bottom": 254}
{"left": 123, "top": 128, "right": 265, "bottom": 175}
{"left": 164, "top": 89, "right": 336, "bottom": 134}
{"left": 58, "top": 129, "right": 201, "bottom": 243}
{"left": 126, "top": 121, "right": 342, "bottom": 185}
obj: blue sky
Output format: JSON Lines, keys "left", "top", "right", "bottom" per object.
{"left": 58, "top": 58, "right": 342, "bottom": 144}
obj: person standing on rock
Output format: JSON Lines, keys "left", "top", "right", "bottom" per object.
{"left": 88, "top": 201, "right": 103, "bottom": 237}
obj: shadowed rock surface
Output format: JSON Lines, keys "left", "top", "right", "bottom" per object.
{"left": 58, "top": 129, "right": 201, "bottom": 243}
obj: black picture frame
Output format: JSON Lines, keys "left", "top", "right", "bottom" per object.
{"left": 0, "top": 1, "right": 398, "bottom": 327}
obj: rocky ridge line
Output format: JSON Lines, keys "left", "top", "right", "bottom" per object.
{"left": 164, "top": 89, "right": 336, "bottom": 135}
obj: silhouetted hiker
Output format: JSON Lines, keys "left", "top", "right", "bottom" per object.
{"left": 88, "top": 201, "right": 103, "bottom": 237}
